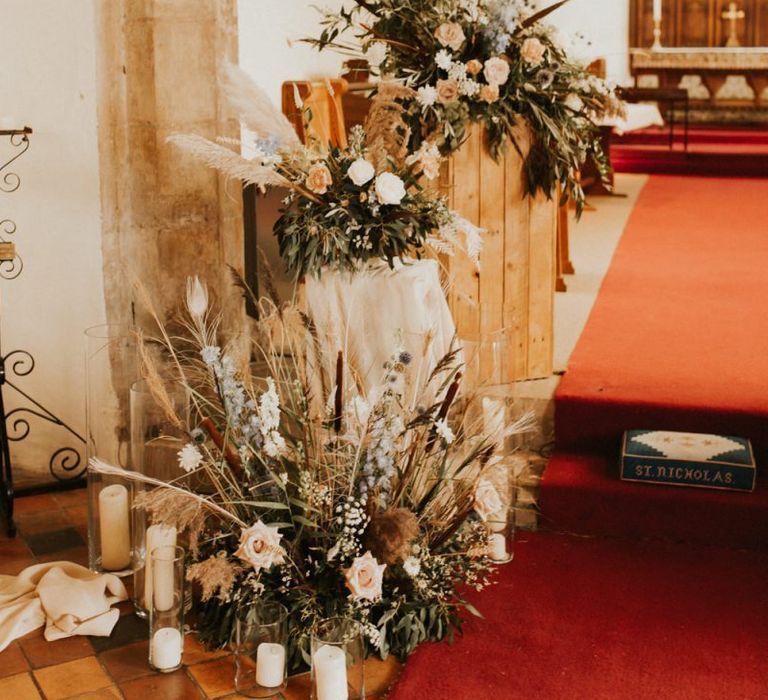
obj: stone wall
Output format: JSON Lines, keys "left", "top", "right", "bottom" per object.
{"left": 96, "top": 0, "right": 244, "bottom": 336}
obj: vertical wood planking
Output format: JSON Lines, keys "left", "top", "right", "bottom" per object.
{"left": 447, "top": 124, "right": 482, "bottom": 344}
{"left": 526, "top": 189, "right": 557, "bottom": 378}
{"left": 445, "top": 122, "right": 555, "bottom": 381}
{"left": 503, "top": 124, "right": 531, "bottom": 380}
{"left": 478, "top": 126, "right": 507, "bottom": 384}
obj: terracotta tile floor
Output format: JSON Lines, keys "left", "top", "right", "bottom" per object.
{"left": 0, "top": 490, "right": 401, "bottom": 699}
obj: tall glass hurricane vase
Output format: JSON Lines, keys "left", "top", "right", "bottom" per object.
{"left": 85, "top": 324, "right": 137, "bottom": 575}
{"left": 130, "top": 379, "right": 188, "bottom": 617}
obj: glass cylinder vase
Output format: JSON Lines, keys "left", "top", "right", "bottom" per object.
{"left": 231, "top": 602, "right": 289, "bottom": 698}
{"left": 310, "top": 617, "right": 364, "bottom": 700}
{"left": 130, "top": 379, "right": 188, "bottom": 617}
{"left": 484, "top": 456, "right": 518, "bottom": 564}
{"left": 85, "top": 323, "right": 137, "bottom": 575}
{"left": 149, "top": 544, "right": 185, "bottom": 673}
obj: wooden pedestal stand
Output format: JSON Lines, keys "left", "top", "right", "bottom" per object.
{"left": 440, "top": 123, "right": 557, "bottom": 382}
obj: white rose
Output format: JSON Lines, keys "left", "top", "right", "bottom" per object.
{"left": 473, "top": 478, "right": 503, "bottom": 522}
{"left": 234, "top": 521, "right": 286, "bottom": 572}
{"left": 344, "top": 551, "right": 386, "bottom": 601}
{"left": 374, "top": 172, "right": 407, "bottom": 206}
{"left": 347, "top": 158, "right": 375, "bottom": 187}
{"left": 483, "top": 56, "right": 510, "bottom": 86}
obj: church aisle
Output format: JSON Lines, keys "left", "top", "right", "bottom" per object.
{"left": 544, "top": 174, "right": 768, "bottom": 546}
{"left": 389, "top": 530, "right": 768, "bottom": 700}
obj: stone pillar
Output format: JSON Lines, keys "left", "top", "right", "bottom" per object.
{"left": 95, "top": 0, "right": 243, "bottom": 335}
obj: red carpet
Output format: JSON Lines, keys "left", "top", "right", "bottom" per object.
{"left": 543, "top": 175, "right": 768, "bottom": 546}
{"left": 388, "top": 532, "right": 768, "bottom": 699}
{"left": 612, "top": 127, "right": 768, "bottom": 176}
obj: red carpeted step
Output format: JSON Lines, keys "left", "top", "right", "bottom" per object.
{"left": 388, "top": 531, "right": 768, "bottom": 699}
{"left": 543, "top": 175, "right": 768, "bottom": 547}
{"left": 540, "top": 451, "right": 768, "bottom": 548}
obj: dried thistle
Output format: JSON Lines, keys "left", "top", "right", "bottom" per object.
{"left": 187, "top": 553, "right": 242, "bottom": 602}
{"left": 364, "top": 82, "right": 416, "bottom": 171}
{"left": 364, "top": 508, "right": 419, "bottom": 565}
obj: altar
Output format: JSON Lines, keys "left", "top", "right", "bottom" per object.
{"left": 630, "top": 47, "right": 768, "bottom": 108}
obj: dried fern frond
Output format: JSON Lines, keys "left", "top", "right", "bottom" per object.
{"left": 221, "top": 63, "right": 301, "bottom": 148}
{"left": 364, "top": 82, "right": 416, "bottom": 171}
{"left": 168, "top": 134, "right": 290, "bottom": 189}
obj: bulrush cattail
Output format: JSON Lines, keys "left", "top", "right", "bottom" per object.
{"left": 364, "top": 508, "right": 419, "bottom": 565}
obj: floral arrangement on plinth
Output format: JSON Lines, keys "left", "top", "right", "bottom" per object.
{"left": 92, "top": 278, "right": 529, "bottom": 670}
{"left": 306, "top": 0, "right": 623, "bottom": 212}
{"left": 170, "top": 67, "right": 482, "bottom": 279}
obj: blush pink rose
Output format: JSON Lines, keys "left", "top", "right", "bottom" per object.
{"left": 434, "top": 22, "right": 466, "bottom": 51}
{"left": 235, "top": 521, "right": 286, "bottom": 572}
{"left": 436, "top": 78, "right": 460, "bottom": 105}
{"left": 344, "top": 551, "right": 386, "bottom": 601}
{"left": 520, "top": 37, "right": 546, "bottom": 66}
{"left": 483, "top": 56, "right": 511, "bottom": 86}
{"left": 305, "top": 163, "right": 333, "bottom": 195}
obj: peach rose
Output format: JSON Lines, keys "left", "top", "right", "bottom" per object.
{"left": 305, "top": 163, "right": 333, "bottom": 195}
{"left": 473, "top": 478, "right": 503, "bottom": 522}
{"left": 434, "top": 22, "right": 466, "bottom": 52}
{"left": 344, "top": 551, "right": 386, "bottom": 601}
{"left": 483, "top": 56, "right": 510, "bottom": 86}
{"left": 235, "top": 521, "right": 286, "bottom": 572}
{"left": 479, "top": 84, "right": 500, "bottom": 103}
{"left": 436, "top": 78, "right": 460, "bottom": 105}
{"left": 521, "top": 37, "right": 546, "bottom": 66}
{"left": 466, "top": 59, "right": 483, "bottom": 76}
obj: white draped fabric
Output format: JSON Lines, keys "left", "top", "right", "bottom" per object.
{"left": 0, "top": 561, "right": 128, "bottom": 652}
{"left": 304, "top": 259, "right": 457, "bottom": 402}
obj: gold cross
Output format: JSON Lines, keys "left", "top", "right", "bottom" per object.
{"left": 722, "top": 2, "right": 745, "bottom": 47}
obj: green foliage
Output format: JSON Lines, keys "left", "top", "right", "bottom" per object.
{"left": 305, "top": 0, "right": 622, "bottom": 214}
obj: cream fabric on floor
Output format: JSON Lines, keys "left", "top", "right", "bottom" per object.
{"left": 305, "top": 259, "right": 456, "bottom": 403}
{"left": 0, "top": 561, "right": 128, "bottom": 652}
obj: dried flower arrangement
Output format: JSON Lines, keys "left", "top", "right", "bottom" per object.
{"left": 169, "top": 67, "right": 482, "bottom": 279}
{"left": 306, "top": 0, "right": 624, "bottom": 213}
{"left": 92, "top": 278, "right": 531, "bottom": 669}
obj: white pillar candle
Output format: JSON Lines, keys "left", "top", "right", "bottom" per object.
{"left": 99, "top": 484, "right": 131, "bottom": 571}
{"left": 144, "top": 524, "right": 177, "bottom": 611}
{"left": 0, "top": 116, "right": 17, "bottom": 130}
{"left": 152, "top": 543, "right": 179, "bottom": 614}
{"left": 256, "top": 642, "right": 285, "bottom": 688}
{"left": 489, "top": 533, "right": 507, "bottom": 561}
{"left": 653, "top": 0, "right": 662, "bottom": 21}
{"left": 488, "top": 510, "right": 507, "bottom": 533}
{"left": 151, "top": 627, "right": 183, "bottom": 671}
{"left": 313, "top": 644, "right": 348, "bottom": 700}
